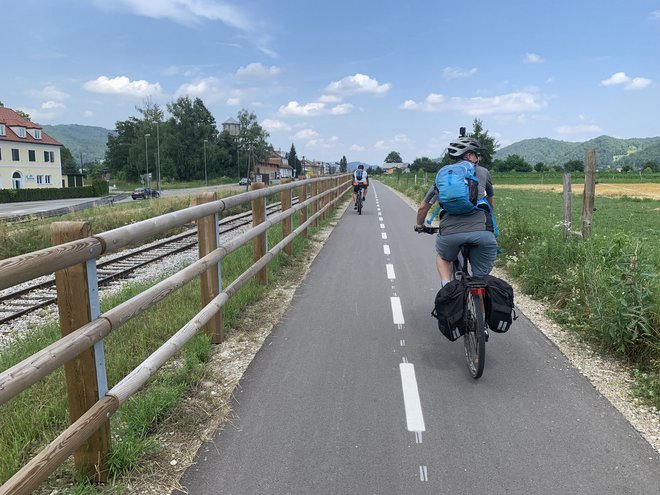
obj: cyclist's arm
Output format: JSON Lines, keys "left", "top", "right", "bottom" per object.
{"left": 416, "top": 201, "right": 431, "bottom": 225}
{"left": 485, "top": 170, "right": 494, "bottom": 208}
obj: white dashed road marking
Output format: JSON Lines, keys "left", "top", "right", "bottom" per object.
{"left": 399, "top": 363, "right": 426, "bottom": 432}
{"left": 383, "top": 245, "right": 390, "bottom": 255}
{"left": 390, "top": 297, "right": 404, "bottom": 324}
{"left": 386, "top": 263, "right": 396, "bottom": 280}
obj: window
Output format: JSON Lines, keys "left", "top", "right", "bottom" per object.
{"left": 16, "top": 127, "right": 26, "bottom": 138}
{"left": 34, "top": 129, "right": 42, "bottom": 140}
{"left": 0, "top": 148, "right": 2, "bottom": 160}
{"left": 45, "top": 175, "right": 52, "bottom": 184}
{"left": 49, "top": 151, "right": 54, "bottom": 162}
{"left": 37, "top": 175, "right": 44, "bottom": 184}
{"left": 0, "top": 124, "right": 5, "bottom": 135}
{"left": 44, "top": 150, "right": 51, "bottom": 162}
{"left": 12, "top": 149, "right": 20, "bottom": 161}
{"left": 28, "top": 150, "right": 36, "bottom": 162}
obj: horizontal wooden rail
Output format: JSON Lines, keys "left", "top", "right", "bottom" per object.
{"left": 0, "top": 176, "right": 352, "bottom": 493}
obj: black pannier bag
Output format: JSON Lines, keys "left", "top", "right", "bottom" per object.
{"left": 431, "top": 279, "right": 465, "bottom": 341}
{"left": 482, "top": 275, "right": 517, "bottom": 333}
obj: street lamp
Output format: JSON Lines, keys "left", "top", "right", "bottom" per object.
{"left": 222, "top": 117, "right": 240, "bottom": 180}
{"left": 144, "top": 133, "right": 151, "bottom": 188}
{"left": 156, "top": 124, "right": 161, "bottom": 192}
{"left": 203, "top": 139, "right": 208, "bottom": 186}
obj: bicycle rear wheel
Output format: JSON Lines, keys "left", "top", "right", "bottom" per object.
{"left": 463, "top": 292, "right": 486, "bottom": 379}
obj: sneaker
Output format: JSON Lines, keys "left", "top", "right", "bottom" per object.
{"left": 484, "top": 328, "right": 489, "bottom": 342}
{"left": 362, "top": 196, "right": 366, "bottom": 202}
{"left": 354, "top": 204, "right": 358, "bottom": 210}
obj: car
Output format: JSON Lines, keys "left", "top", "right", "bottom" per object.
{"left": 131, "top": 187, "right": 160, "bottom": 200}
{"left": 239, "top": 178, "right": 251, "bottom": 186}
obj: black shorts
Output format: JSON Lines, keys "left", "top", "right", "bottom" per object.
{"left": 353, "top": 183, "right": 368, "bottom": 193}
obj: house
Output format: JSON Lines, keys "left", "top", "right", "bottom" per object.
{"left": 383, "top": 162, "right": 410, "bottom": 174}
{"left": 0, "top": 107, "right": 63, "bottom": 189}
{"left": 254, "top": 148, "right": 293, "bottom": 181}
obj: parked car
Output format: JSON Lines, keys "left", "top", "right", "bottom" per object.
{"left": 131, "top": 187, "right": 160, "bottom": 200}
{"left": 239, "top": 178, "right": 251, "bottom": 186}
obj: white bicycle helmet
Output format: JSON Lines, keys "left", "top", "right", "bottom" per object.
{"left": 447, "top": 137, "right": 484, "bottom": 159}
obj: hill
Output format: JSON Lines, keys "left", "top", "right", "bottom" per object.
{"left": 495, "top": 135, "right": 660, "bottom": 169}
{"left": 42, "top": 124, "right": 114, "bottom": 163}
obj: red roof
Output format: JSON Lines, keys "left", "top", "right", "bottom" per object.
{"left": 0, "top": 107, "right": 62, "bottom": 146}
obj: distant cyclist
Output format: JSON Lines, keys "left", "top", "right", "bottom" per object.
{"left": 353, "top": 164, "right": 369, "bottom": 209}
{"left": 414, "top": 135, "right": 497, "bottom": 286}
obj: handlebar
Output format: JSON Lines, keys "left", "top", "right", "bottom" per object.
{"left": 414, "top": 225, "right": 439, "bottom": 234}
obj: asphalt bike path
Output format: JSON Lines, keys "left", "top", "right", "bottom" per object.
{"left": 177, "top": 181, "right": 659, "bottom": 494}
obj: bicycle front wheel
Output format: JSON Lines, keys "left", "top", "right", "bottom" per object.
{"left": 357, "top": 191, "right": 362, "bottom": 214}
{"left": 463, "top": 292, "right": 486, "bottom": 379}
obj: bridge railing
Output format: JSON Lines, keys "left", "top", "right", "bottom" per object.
{"left": 0, "top": 174, "right": 351, "bottom": 495}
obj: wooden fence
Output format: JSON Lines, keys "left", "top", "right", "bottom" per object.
{"left": 0, "top": 174, "right": 351, "bottom": 494}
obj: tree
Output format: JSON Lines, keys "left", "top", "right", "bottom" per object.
{"left": 236, "top": 109, "right": 269, "bottom": 179}
{"left": 287, "top": 143, "right": 301, "bottom": 177}
{"left": 385, "top": 151, "right": 403, "bottom": 163}
{"left": 339, "top": 155, "right": 348, "bottom": 173}
{"left": 534, "top": 162, "right": 547, "bottom": 172}
{"left": 505, "top": 154, "right": 532, "bottom": 172}
{"left": 15, "top": 109, "right": 31, "bottom": 121}
{"left": 60, "top": 146, "right": 78, "bottom": 174}
{"left": 563, "top": 159, "right": 583, "bottom": 172}
{"left": 411, "top": 157, "right": 439, "bottom": 173}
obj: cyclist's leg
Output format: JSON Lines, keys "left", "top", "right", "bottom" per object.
{"left": 435, "top": 233, "right": 464, "bottom": 285}
{"left": 462, "top": 230, "right": 497, "bottom": 278}
{"left": 353, "top": 184, "right": 359, "bottom": 207}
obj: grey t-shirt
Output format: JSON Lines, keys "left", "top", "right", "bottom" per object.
{"left": 423, "top": 165, "right": 494, "bottom": 236}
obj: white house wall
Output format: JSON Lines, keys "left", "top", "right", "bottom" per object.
{"left": 0, "top": 141, "right": 63, "bottom": 189}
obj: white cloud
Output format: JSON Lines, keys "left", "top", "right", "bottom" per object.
{"left": 330, "top": 103, "right": 353, "bottom": 115}
{"left": 226, "top": 97, "right": 241, "bottom": 105}
{"left": 350, "top": 144, "right": 366, "bottom": 152}
{"left": 174, "top": 77, "right": 228, "bottom": 102}
{"left": 318, "top": 94, "right": 342, "bottom": 103}
{"left": 523, "top": 53, "right": 545, "bottom": 64}
{"left": 30, "top": 85, "right": 69, "bottom": 100}
{"left": 84, "top": 75, "right": 163, "bottom": 97}
{"left": 83, "top": 110, "right": 94, "bottom": 118}
{"left": 279, "top": 101, "right": 326, "bottom": 117}
{"left": 374, "top": 140, "right": 389, "bottom": 150}
{"left": 600, "top": 71, "right": 652, "bottom": 90}
{"left": 235, "top": 62, "right": 282, "bottom": 78}
{"left": 555, "top": 124, "right": 602, "bottom": 135}
{"left": 393, "top": 133, "right": 410, "bottom": 144}
{"left": 306, "top": 136, "right": 339, "bottom": 149}
{"left": 294, "top": 128, "right": 320, "bottom": 140}
{"left": 401, "top": 91, "right": 546, "bottom": 115}
{"left": 650, "top": 10, "right": 660, "bottom": 19}
{"left": 261, "top": 119, "right": 290, "bottom": 132}
{"left": 442, "top": 67, "right": 477, "bottom": 80}
{"left": 325, "top": 73, "right": 391, "bottom": 96}
{"left": 92, "top": 0, "right": 252, "bottom": 30}
{"left": 41, "top": 101, "right": 66, "bottom": 110}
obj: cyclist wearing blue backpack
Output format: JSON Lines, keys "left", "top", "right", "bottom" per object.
{"left": 414, "top": 135, "right": 497, "bottom": 287}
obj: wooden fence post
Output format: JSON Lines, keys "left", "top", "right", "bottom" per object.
{"left": 196, "top": 192, "right": 223, "bottom": 343}
{"left": 51, "top": 222, "right": 110, "bottom": 483}
{"left": 298, "top": 182, "right": 308, "bottom": 238}
{"left": 563, "top": 173, "right": 572, "bottom": 240}
{"left": 281, "top": 179, "right": 293, "bottom": 255}
{"left": 251, "top": 182, "right": 268, "bottom": 284}
{"left": 310, "top": 181, "right": 318, "bottom": 227}
{"left": 582, "top": 149, "right": 596, "bottom": 239}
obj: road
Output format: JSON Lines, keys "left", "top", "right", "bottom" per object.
{"left": 177, "top": 181, "right": 659, "bottom": 494}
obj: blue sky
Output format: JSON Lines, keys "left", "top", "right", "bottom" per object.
{"left": 2, "top": 0, "right": 659, "bottom": 165}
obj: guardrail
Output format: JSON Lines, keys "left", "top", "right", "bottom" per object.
{"left": 0, "top": 174, "right": 351, "bottom": 494}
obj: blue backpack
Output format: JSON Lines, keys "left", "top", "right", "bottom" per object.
{"left": 355, "top": 170, "right": 363, "bottom": 181}
{"left": 435, "top": 161, "right": 478, "bottom": 215}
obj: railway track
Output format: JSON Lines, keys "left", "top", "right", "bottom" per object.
{"left": 0, "top": 199, "right": 298, "bottom": 326}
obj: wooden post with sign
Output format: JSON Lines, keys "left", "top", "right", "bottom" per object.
{"left": 251, "top": 182, "right": 268, "bottom": 284}
{"left": 196, "top": 192, "right": 223, "bottom": 343}
{"left": 51, "top": 222, "right": 110, "bottom": 483}
{"left": 581, "top": 149, "right": 596, "bottom": 239}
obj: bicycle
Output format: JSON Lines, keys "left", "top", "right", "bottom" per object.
{"left": 420, "top": 226, "right": 488, "bottom": 379}
{"left": 354, "top": 183, "right": 365, "bottom": 214}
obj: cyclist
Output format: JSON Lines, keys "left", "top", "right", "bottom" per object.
{"left": 414, "top": 136, "right": 497, "bottom": 287}
{"left": 352, "top": 164, "right": 369, "bottom": 209}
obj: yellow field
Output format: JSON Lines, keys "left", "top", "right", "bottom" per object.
{"left": 498, "top": 183, "right": 660, "bottom": 200}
